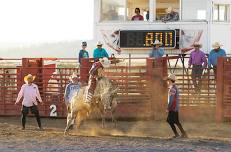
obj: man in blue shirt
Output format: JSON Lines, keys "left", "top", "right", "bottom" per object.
{"left": 149, "top": 40, "right": 165, "bottom": 58}
{"left": 78, "top": 41, "right": 89, "bottom": 64}
{"left": 64, "top": 73, "right": 81, "bottom": 128}
{"left": 93, "top": 41, "right": 109, "bottom": 60}
{"left": 208, "top": 42, "right": 226, "bottom": 79}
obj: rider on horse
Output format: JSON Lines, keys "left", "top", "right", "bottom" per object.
{"left": 86, "top": 57, "right": 110, "bottom": 103}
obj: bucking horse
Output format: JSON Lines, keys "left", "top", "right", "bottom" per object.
{"left": 64, "top": 77, "right": 118, "bottom": 134}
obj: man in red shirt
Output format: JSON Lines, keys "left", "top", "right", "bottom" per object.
{"left": 86, "top": 57, "right": 110, "bottom": 103}
{"left": 165, "top": 74, "right": 187, "bottom": 138}
{"left": 131, "top": 8, "right": 144, "bottom": 21}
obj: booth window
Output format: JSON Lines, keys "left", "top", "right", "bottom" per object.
{"left": 126, "top": 0, "right": 149, "bottom": 21}
{"left": 213, "top": 4, "right": 229, "bottom": 22}
{"left": 156, "top": 0, "right": 180, "bottom": 21}
{"left": 100, "top": 0, "right": 125, "bottom": 21}
{"left": 100, "top": 0, "right": 149, "bottom": 22}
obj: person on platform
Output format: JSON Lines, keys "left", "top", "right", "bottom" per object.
{"left": 208, "top": 42, "right": 226, "bottom": 79}
{"left": 131, "top": 8, "right": 144, "bottom": 21}
{"left": 149, "top": 39, "right": 165, "bottom": 58}
{"left": 78, "top": 41, "right": 89, "bottom": 64}
{"left": 188, "top": 42, "right": 207, "bottom": 93}
{"left": 93, "top": 41, "right": 109, "bottom": 60}
{"left": 162, "top": 7, "right": 179, "bottom": 22}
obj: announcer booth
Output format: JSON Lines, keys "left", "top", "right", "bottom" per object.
{"left": 94, "top": 0, "right": 231, "bottom": 55}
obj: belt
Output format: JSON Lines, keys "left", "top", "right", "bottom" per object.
{"left": 193, "top": 64, "right": 202, "bottom": 66}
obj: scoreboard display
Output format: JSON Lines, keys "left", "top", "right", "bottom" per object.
{"left": 120, "top": 30, "right": 177, "bottom": 48}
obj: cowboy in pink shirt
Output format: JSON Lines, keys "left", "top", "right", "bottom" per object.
{"left": 15, "top": 74, "right": 44, "bottom": 130}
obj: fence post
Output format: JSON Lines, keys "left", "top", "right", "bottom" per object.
{"left": 148, "top": 57, "right": 168, "bottom": 120}
{"left": 216, "top": 57, "right": 224, "bottom": 122}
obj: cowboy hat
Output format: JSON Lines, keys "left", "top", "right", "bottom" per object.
{"left": 24, "top": 74, "right": 36, "bottom": 83}
{"left": 164, "top": 74, "right": 177, "bottom": 81}
{"left": 96, "top": 41, "right": 103, "bottom": 46}
{"left": 212, "top": 42, "right": 223, "bottom": 49}
{"left": 166, "top": 7, "right": 173, "bottom": 13}
{"left": 69, "top": 73, "right": 80, "bottom": 82}
{"left": 151, "top": 39, "right": 163, "bottom": 46}
{"left": 99, "top": 57, "right": 110, "bottom": 68}
{"left": 193, "top": 42, "right": 202, "bottom": 47}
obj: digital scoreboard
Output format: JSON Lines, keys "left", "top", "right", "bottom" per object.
{"left": 120, "top": 30, "right": 177, "bottom": 48}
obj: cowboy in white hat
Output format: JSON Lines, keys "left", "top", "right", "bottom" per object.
{"left": 15, "top": 74, "right": 43, "bottom": 130}
{"left": 64, "top": 73, "right": 81, "bottom": 129}
{"left": 188, "top": 42, "right": 207, "bottom": 93}
{"left": 164, "top": 74, "right": 187, "bottom": 138}
{"left": 93, "top": 41, "right": 109, "bottom": 60}
{"left": 208, "top": 42, "right": 226, "bottom": 79}
{"left": 86, "top": 57, "right": 111, "bottom": 103}
{"left": 162, "top": 6, "right": 179, "bottom": 22}
{"left": 164, "top": 73, "right": 176, "bottom": 81}
{"left": 149, "top": 39, "right": 165, "bottom": 58}
{"left": 192, "top": 42, "right": 202, "bottom": 48}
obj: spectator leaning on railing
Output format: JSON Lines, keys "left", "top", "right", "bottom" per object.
{"left": 149, "top": 40, "right": 165, "bottom": 58}
{"left": 93, "top": 41, "right": 109, "bottom": 61}
{"left": 188, "top": 42, "right": 207, "bottom": 93}
{"left": 78, "top": 41, "right": 89, "bottom": 64}
{"left": 208, "top": 42, "right": 226, "bottom": 79}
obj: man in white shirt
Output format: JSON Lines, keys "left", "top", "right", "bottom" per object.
{"left": 15, "top": 74, "right": 44, "bottom": 130}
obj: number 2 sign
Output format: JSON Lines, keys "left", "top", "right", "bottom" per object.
{"left": 50, "top": 104, "right": 57, "bottom": 117}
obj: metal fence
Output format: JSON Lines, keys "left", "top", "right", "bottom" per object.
{"left": 0, "top": 56, "right": 222, "bottom": 120}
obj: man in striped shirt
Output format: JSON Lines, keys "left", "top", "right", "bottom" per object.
{"left": 86, "top": 57, "right": 110, "bottom": 103}
{"left": 165, "top": 74, "right": 187, "bottom": 138}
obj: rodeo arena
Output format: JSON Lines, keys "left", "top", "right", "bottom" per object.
{"left": 1, "top": 0, "right": 231, "bottom": 152}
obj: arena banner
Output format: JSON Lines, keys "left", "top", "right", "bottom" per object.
{"left": 180, "top": 29, "right": 203, "bottom": 53}
{"left": 100, "top": 28, "right": 204, "bottom": 54}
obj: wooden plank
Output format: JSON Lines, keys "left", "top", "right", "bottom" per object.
{"left": 216, "top": 58, "right": 225, "bottom": 122}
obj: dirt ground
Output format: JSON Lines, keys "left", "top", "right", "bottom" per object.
{"left": 0, "top": 117, "right": 231, "bottom": 152}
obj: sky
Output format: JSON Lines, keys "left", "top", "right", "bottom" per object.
{"left": 0, "top": 0, "right": 94, "bottom": 48}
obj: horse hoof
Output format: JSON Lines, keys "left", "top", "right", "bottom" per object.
{"left": 64, "top": 129, "right": 69, "bottom": 135}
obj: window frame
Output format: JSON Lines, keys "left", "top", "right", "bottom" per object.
{"left": 155, "top": 0, "right": 181, "bottom": 21}
{"left": 213, "top": 4, "right": 230, "bottom": 22}
{"left": 99, "top": 0, "right": 183, "bottom": 22}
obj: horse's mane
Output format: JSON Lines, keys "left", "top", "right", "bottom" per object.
{"left": 72, "top": 77, "right": 117, "bottom": 102}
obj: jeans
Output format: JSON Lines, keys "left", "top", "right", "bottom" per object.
{"left": 21, "top": 105, "right": 41, "bottom": 128}
{"left": 191, "top": 65, "right": 203, "bottom": 92}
